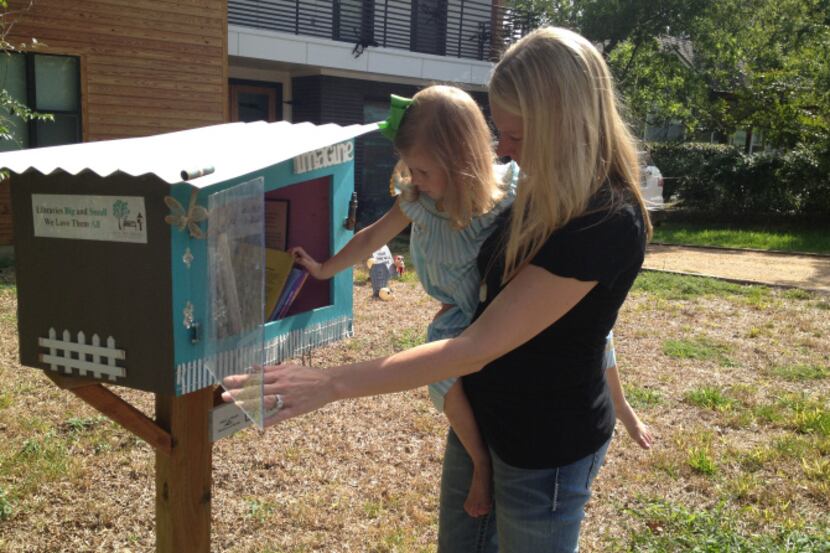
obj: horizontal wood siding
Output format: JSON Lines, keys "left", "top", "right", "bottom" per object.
{"left": 0, "top": 0, "right": 228, "bottom": 245}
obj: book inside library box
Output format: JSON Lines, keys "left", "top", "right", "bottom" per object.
{"left": 264, "top": 176, "right": 331, "bottom": 320}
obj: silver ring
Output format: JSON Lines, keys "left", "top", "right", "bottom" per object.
{"left": 274, "top": 393, "right": 285, "bottom": 412}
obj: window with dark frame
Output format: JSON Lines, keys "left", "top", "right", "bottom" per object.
{"left": 0, "top": 52, "right": 82, "bottom": 151}
{"left": 333, "top": 0, "right": 375, "bottom": 45}
{"left": 410, "top": 0, "right": 448, "bottom": 56}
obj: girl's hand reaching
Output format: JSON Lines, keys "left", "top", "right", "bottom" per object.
{"left": 290, "top": 246, "right": 328, "bottom": 279}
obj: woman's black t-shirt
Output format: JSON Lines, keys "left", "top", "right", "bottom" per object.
{"left": 462, "top": 186, "right": 647, "bottom": 469}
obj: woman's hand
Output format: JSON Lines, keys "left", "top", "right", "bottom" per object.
{"left": 289, "top": 246, "right": 328, "bottom": 280}
{"left": 222, "top": 363, "right": 338, "bottom": 427}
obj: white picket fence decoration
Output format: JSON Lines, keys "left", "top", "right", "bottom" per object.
{"left": 38, "top": 328, "right": 126, "bottom": 381}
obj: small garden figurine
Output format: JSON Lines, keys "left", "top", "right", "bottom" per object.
{"left": 394, "top": 255, "right": 405, "bottom": 277}
{"left": 367, "top": 245, "right": 396, "bottom": 299}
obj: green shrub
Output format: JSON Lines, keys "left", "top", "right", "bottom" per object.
{"left": 648, "top": 142, "right": 741, "bottom": 207}
{"left": 647, "top": 142, "right": 830, "bottom": 218}
{"left": 782, "top": 146, "right": 830, "bottom": 216}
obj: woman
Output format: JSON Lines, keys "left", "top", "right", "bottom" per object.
{"left": 226, "top": 26, "right": 651, "bottom": 552}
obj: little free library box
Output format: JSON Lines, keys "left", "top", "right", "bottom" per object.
{"left": 3, "top": 120, "right": 378, "bottom": 427}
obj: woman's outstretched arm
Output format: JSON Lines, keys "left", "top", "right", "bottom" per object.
{"left": 226, "top": 266, "right": 596, "bottom": 424}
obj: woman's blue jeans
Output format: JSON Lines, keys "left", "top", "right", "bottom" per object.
{"left": 437, "top": 429, "right": 610, "bottom": 553}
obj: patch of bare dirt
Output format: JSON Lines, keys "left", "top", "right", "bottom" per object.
{"left": 644, "top": 244, "right": 830, "bottom": 292}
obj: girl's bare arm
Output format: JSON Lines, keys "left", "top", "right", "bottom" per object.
{"left": 291, "top": 198, "right": 409, "bottom": 280}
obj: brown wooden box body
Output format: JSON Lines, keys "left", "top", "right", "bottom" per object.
{"left": 12, "top": 171, "right": 175, "bottom": 393}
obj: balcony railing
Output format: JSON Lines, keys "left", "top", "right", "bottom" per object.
{"left": 229, "top": 0, "right": 535, "bottom": 61}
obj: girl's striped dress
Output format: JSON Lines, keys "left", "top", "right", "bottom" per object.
{"left": 398, "top": 162, "right": 518, "bottom": 411}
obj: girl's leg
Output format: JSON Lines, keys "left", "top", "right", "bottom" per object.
{"left": 492, "top": 439, "right": 611, "bottom": 553}
{"left": 606, "top": 364, "right": 653, "bottom": 449}
{"left": 438, "top": 429, "right": 498, "bottom": 553}
{"left": 442, "top": 381, "right": 493, "bottom": 517}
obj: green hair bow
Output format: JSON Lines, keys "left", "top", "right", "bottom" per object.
{"left": 378, "top": 94, "right": 414, "bottom": 141}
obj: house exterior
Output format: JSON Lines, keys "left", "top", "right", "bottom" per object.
{"left": 230, "top": 0, "right": 524, "bottom": 224}
{"left": 0, "top": 0, "right": 228, "bottom": 247}
{"left": 0, "top": 0, "right": 525, "bottom": 244}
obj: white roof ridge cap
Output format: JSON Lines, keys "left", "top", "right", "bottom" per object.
{"left": 0, "top": 120, "right": 381, "bottom": 183}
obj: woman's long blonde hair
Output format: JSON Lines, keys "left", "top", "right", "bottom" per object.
{"left": 394, "top": 85, "right": 502, "bottom": 229}
{"left": 490, "top": 27, "right": 652, "bottom": 282}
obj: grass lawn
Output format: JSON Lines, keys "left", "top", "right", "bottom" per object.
{"left": 652, "top": 221, "right": 830, "bottom": 254}
{"left": 0, "top": 268, "right": 828, "bottom": 551}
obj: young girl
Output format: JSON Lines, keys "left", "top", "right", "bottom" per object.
{"left": 291, "top": 85, "right": 515, "bottom": 516}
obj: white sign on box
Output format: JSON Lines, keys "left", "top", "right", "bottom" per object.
{"left": 31, "top": 194, "right": 148, "bottom": 244}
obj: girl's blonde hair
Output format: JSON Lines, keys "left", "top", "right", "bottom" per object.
{"left": 489, "top": 26, "right": 652, "bottom": 282}
{"left": 394, "top": 85, "right": 502, "bottom": 229}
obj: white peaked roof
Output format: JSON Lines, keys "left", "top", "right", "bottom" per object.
{"left": 0, "top": 120, "right": 381, "bottom": 188}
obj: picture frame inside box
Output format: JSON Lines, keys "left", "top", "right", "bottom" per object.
{"left": 265, "top": 198, "right": 289, "bottom": 250}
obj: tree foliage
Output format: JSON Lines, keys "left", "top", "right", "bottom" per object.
{"left": 507, "top": 0, "right": 830, "bottom": 153}
{"left": 676, "top": 0, "right": 830, "bottom": 149}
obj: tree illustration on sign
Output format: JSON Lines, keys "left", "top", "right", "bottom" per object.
{"left": 112, "top": 200, "right": 129, "bottom": 230}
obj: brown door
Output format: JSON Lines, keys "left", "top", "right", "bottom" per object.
{"left": 229, "top": 81, "right": 283, "bottom": 122}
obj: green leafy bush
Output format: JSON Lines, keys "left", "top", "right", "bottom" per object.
{"left": 647, "top": 142, "right": 830, "bottom": 218}
{"left": 783, "top": 146, "right": 830, "bottom": 217}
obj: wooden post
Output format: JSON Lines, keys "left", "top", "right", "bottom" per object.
{"left": 155, "top": 388, "right": 213, "bottom": 553}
